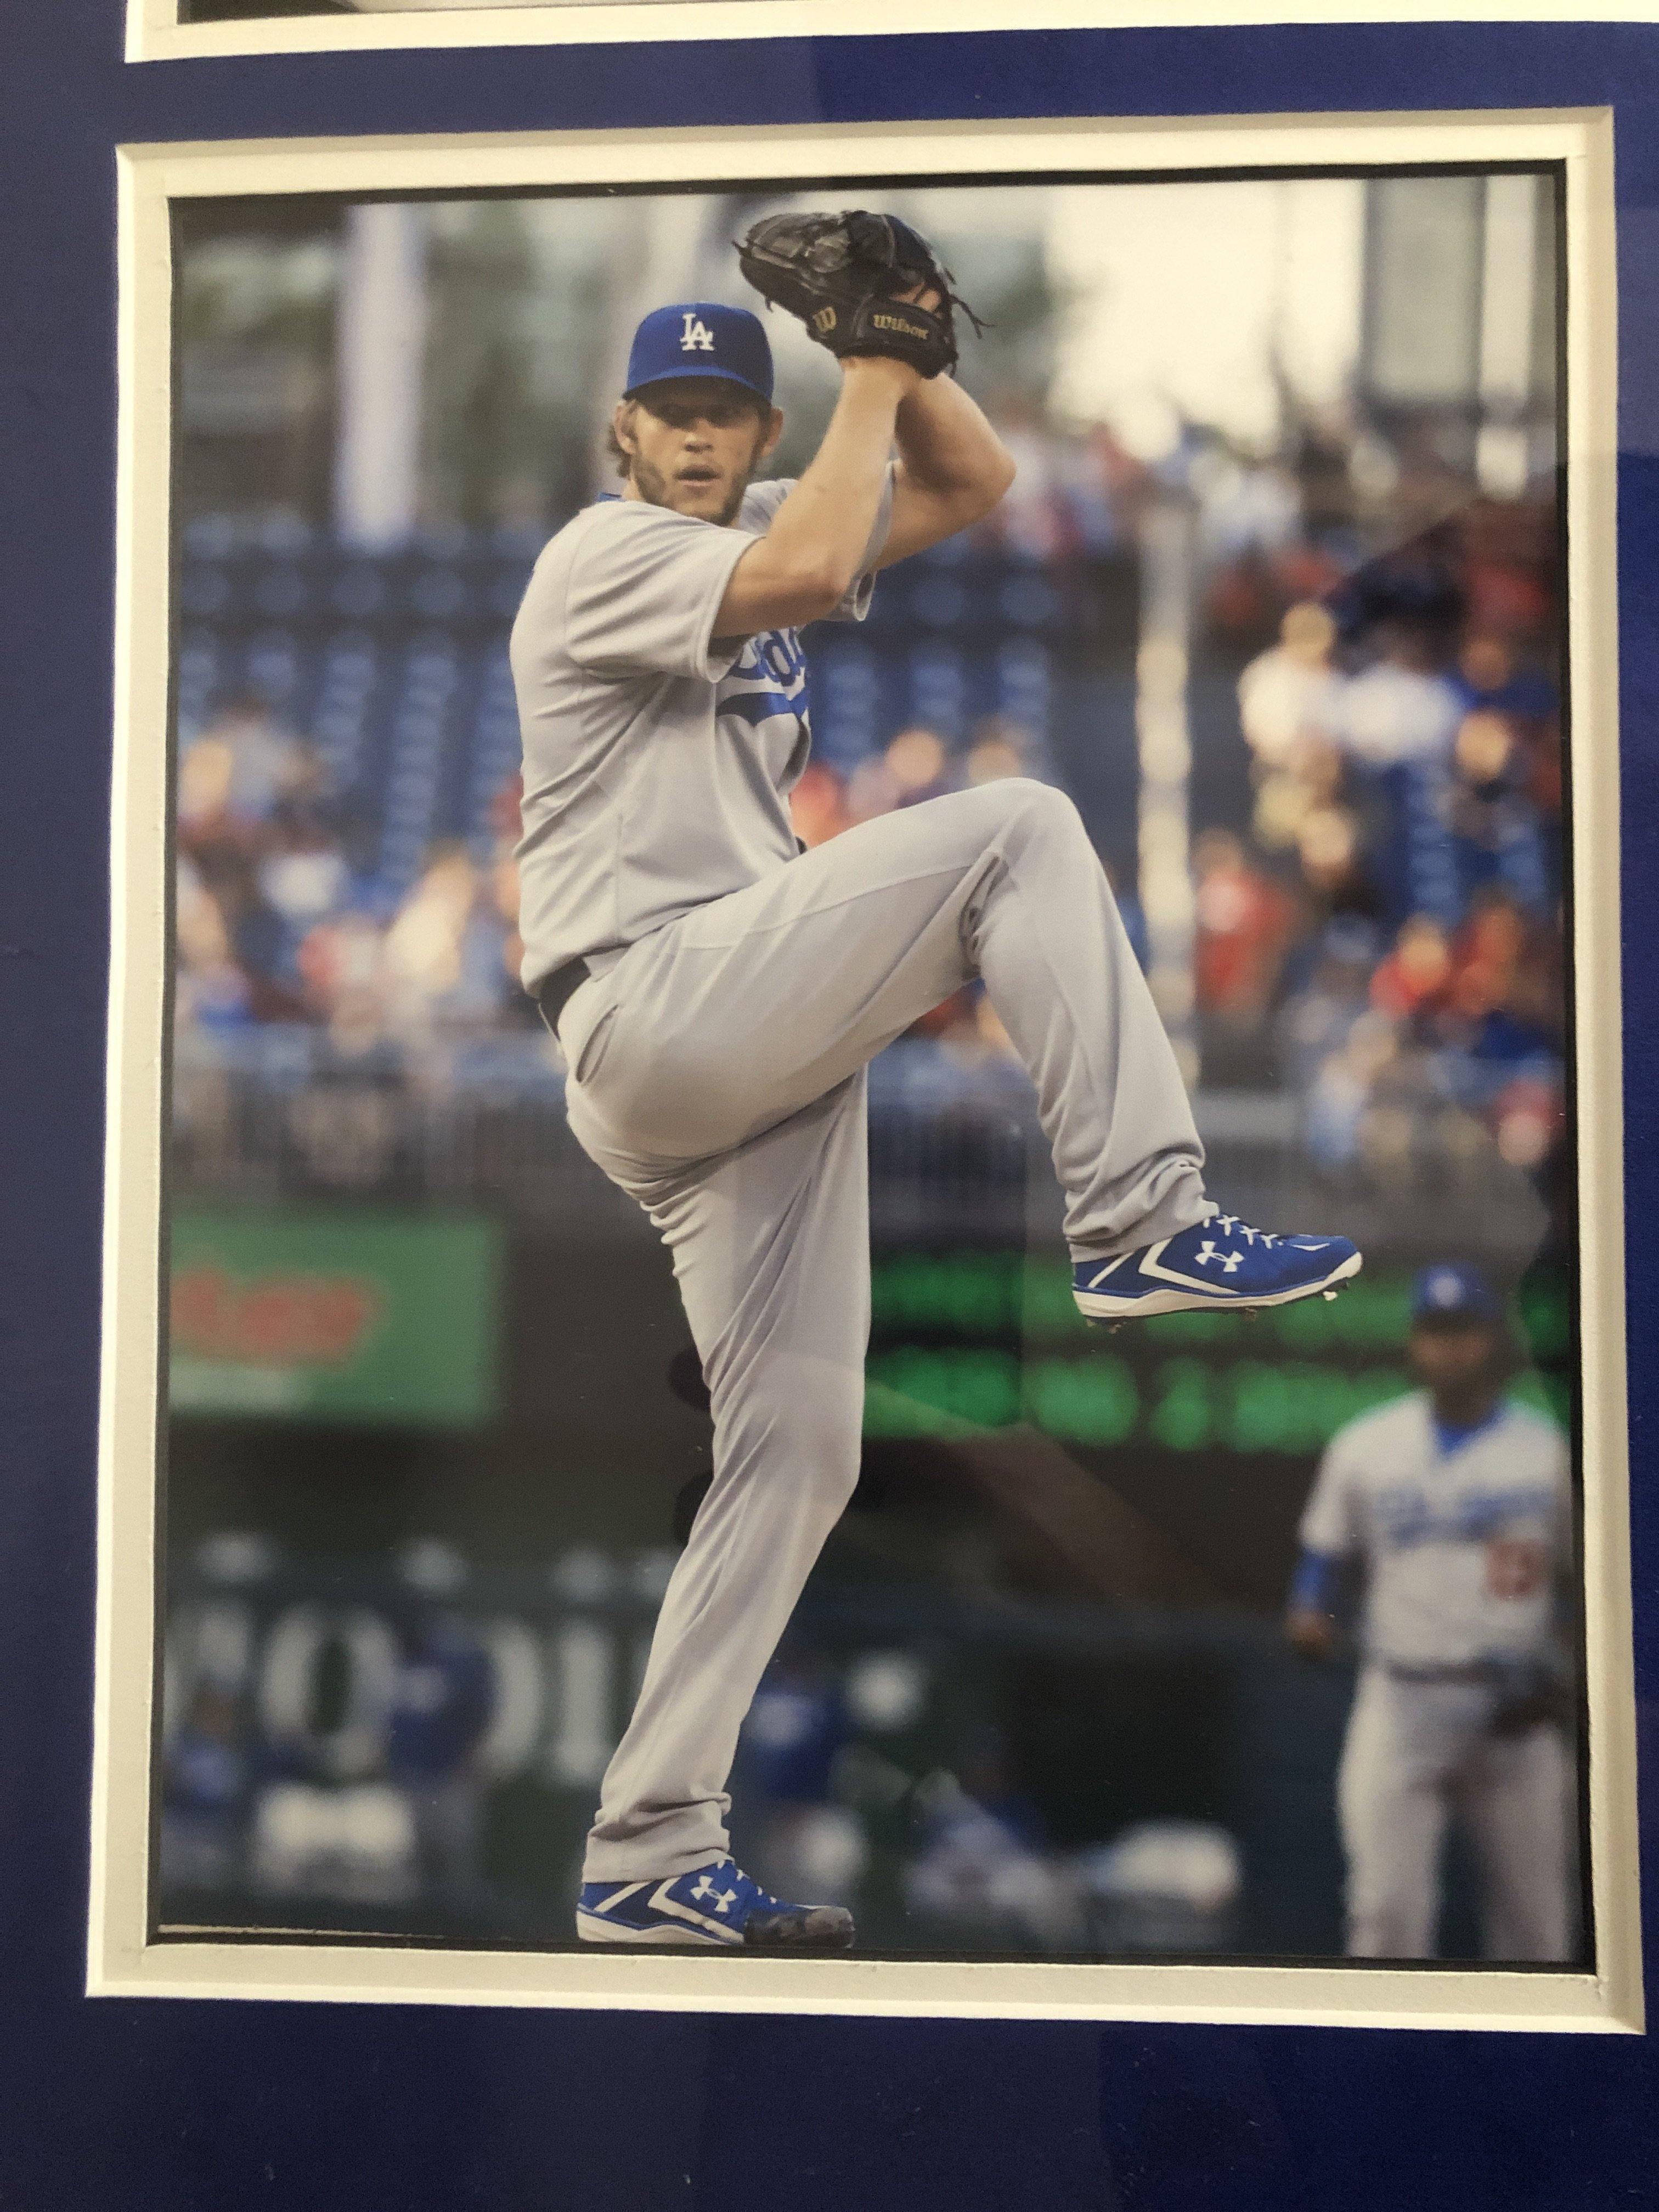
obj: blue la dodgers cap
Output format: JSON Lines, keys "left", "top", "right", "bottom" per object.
{"left": 1411, "top": 1263, "right": 1504, "bottom": 1325}
{"left": 624, "top": 302, "right": 775, "bottom": 406}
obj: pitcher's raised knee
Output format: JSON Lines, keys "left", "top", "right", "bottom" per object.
{"left": 986, "top": 775, "right": 1086, "bottom": 847}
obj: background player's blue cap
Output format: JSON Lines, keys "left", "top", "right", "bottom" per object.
{"left": 1411, "top": 1263, "right": 1503, "bottom": 1325}
{"left": 624, "top": 302, "right": 775, "bottom": 406}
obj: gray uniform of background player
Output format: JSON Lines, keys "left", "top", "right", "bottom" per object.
{"left": 1300, "top": 1392, "right": 1574, "bottom": 1960}
{"left": 512, "top": 474, "right": 1210, "bottom": 1883}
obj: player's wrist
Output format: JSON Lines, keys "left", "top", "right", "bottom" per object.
{"left": 838, "top": 353, "right": 922, "bottom": 396}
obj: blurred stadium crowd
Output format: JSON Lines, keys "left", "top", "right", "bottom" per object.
{"left": 173, "top": 416, "right": 1566, "bottom": 1194}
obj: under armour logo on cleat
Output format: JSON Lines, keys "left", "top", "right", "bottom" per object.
{"left": 691, "top": 1874, "right": 738, "bottom": 1914}
{"left": 1194, "top": 1242, "right": 1242, "bottom": 1274}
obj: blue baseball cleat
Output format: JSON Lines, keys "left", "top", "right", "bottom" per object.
{"left": 576, "top": 1857, "right": 855, "bottom": 1949}
{"left": 1073, "top": 1210, "right": 1361, "bottom": 1323}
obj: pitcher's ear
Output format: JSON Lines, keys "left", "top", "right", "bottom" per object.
{"left": 609, "top": 400, "right": 640, "bottom": 481}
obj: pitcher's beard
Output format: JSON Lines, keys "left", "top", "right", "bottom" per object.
{"left": 631, "top": 455, "right": 748, "bottom": 528}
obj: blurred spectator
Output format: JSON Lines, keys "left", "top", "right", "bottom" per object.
{"left": 964, "top": 719, "right": 1031, "bottom": 788}
{"left": 1192, "top": 829, "right": 1299, "bottom": 1033}
{"left": 192, "top": 850, "right": 308, "bottom": 1020}
{"left": 979, "top": 391, "right": 1122, "bottom": 563}
{"left": 1442, "top": 888, "right": 1531, "bottom": 1030}
{"left": 383, "top": 843, "right": 512, "bottom": 1036}
{"left": 935, "top": 987, "right": 1028, "bottom": 1085}
{"left": 1455, "top": 633, "right": 1562, "bottom": 819}
{"left": 488, "top": 771, "right": 524, "bottom": 847}
{"left": 1293, "top": 803, "right": 1383, "bottom": 924}
{"left": 790, "top": 760, "right": 853, "bottom": 849}
{"left": 162, "top": 1682, "right": 250, "bottom": 1891}
{"left": 298, "top": 904, "right": 392, "bottom": 1053}
{"left": 176, "top": 853, "right": 255, "bottom": 1031}
{"left": 1323, "top": 619, "right": 1463, "bottom": 770}
{"left": 1447, "top": 708, "right": 1552, "bottom": 913}
{"left": 1075, "top": 1820, "right": 1243, "bottom": 1954}
{"left": 904, "top": 1739, "right": 1082, "bottom": 1952}
{"left": 736, "top": 1643, "right": 849, "bottom": 1808}
{"left": 1196, "top": 455, "right": 1301, "bottom": 566}
{"left": 733, "top": 1644, "right": 867, "bottom": 1910}
{"left": 179, "top": 693, "right": 312, "bottom": 856}
{"left": 1487, "top": 1074, "right": 1563, "bottom": 1172}
{"left": 385, "top": 845, "right": 475, "bottom": 1010}
{"left": 848, "top": 725, "right": 955, "bottom": 823}
{"left": 1104, "top": 860, "right": 1151, "bottom": 974}
{"left": 177, "top": 730, "right": 239, "bottom": 851}
{"left": 386, "top": 1608, "right": 495, "bottom": 1913}
{"left": 1237, "top": 601, "right": 1341, "bottom": 855}
{"left": 487, "top": 839, "right": 538, "bottom": 1015}
{"left": 1276, "top": 917, "right": 1376, "bottom": 1096}
{"left": 1300, "top": 1009, "right": 1395, "bottom": 1173}
{"left": 1370, "top": 914, "right": 1453, "bottom": 1028}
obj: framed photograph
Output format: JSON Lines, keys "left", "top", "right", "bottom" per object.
{"left": 8, "top": 5, "right": 1659, "bottom": 2207}
{"left": 91, "top": 104, "right": 1638, "bottom": 2035}
{"left": 125, "top": 0, "right": 1172, "bottom": 66}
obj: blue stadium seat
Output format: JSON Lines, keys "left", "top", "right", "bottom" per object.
{"left": 169, "top": 524, "right": 1170, "bottom": 885}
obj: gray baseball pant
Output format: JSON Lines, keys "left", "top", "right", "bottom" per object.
{"left": 1338, "top": 1666, "right": 1574, "bottom": 1960}
{"left": 558, "top": 777, "right": 1209, "bottom": 1880}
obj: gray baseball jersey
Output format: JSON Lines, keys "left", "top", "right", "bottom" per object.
{"left": 1299, "top": 1391, "right": 1568, "bottom": 1668}
{"left": 510, "top": 476, "right": 889, "bottom": 992}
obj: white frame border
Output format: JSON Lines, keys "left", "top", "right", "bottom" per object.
{"left": 95, "top": 108, "right": 1639, "bottom": 2029}
{"left": 127, "top": 1, "right": 1659, "bottom": 69}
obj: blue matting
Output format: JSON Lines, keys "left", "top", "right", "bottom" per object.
{"left": 1, "top": 12, "right": 1656, "bottom": 2207}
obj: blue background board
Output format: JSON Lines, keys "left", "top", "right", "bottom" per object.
{"left": 1, "top": 7, "right": 1657, "bottom": 2205}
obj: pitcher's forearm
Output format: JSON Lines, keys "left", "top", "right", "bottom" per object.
{"left": 894, "top": 374, "right": 1014, "bottom": 501}
{"left": 764, "top": 359, "right": 912, "bottom": 596}
{"left": 714, "top": 357, "right": 912, "bottom": 633}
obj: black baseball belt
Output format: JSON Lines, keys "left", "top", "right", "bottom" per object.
{"left": 534, "top": 957, "right": 593, "bottom": 1039}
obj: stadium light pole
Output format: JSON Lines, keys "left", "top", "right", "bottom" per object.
{"left": 1136, "top": 496, "right": 1199, "bottom": 1090}
{"left": 334, "top": 204, "right": 428, "bottom": 548}
{"left": 1477, "top": 172, "right": 1543, "bottom": 498}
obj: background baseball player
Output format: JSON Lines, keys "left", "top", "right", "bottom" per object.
{"left": 509, "top": 212, "right": 1361, "bottom": 1949}
{"left": 1285, "top": 1263, "right": 1576, "bottom": 1961}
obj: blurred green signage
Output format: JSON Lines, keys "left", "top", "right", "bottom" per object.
{"left": 865, "top": 1255, "right": 1570, "bottom": 1456}
{"left": 170, "top": 1209, "right": 501, "bottom": 1426}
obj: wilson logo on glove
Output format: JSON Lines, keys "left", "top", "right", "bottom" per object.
{"left": 736, "top": 207, "right": 986, "bottom": 380}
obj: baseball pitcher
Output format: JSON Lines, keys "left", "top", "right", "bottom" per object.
{"left": 510, "top": 211, "right": 1361, "bottom": 1949}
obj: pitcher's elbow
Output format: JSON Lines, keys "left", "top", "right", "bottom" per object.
{"left": 982, "top": 445, "right": 1018, "bottom": 509}
{"left": 790, "top": 558, "right": 856, "bottom": 620}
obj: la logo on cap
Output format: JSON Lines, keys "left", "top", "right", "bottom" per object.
{"left": 1430, "top": 1272, "right": 1462, "bottom": 1305}
{"left": 680, "top": 313, "right": 715, "bottom": 353}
